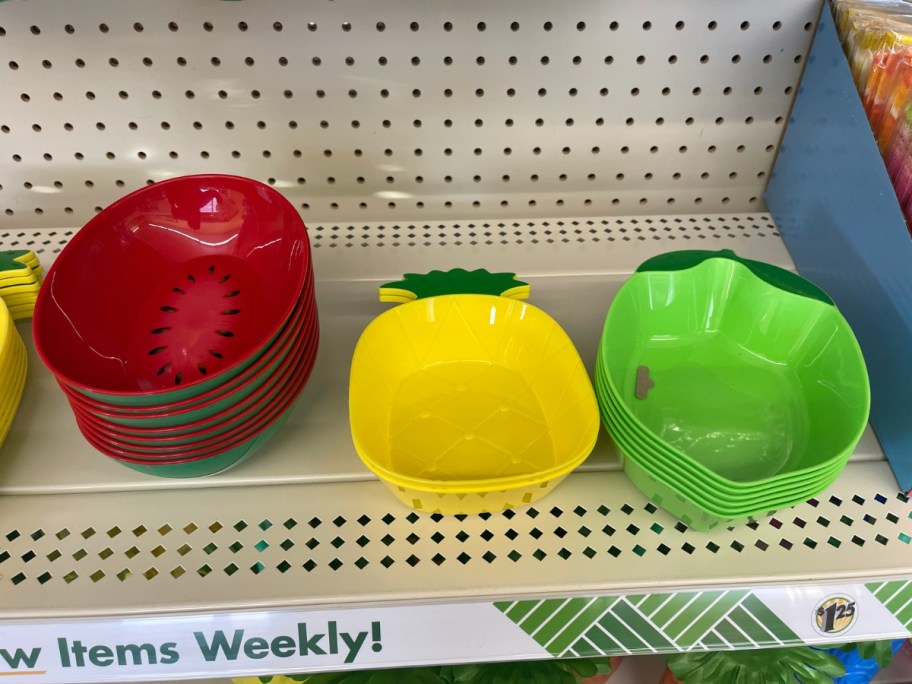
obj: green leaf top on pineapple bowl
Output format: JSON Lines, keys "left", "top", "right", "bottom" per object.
{"left": 378, "top": 269, "right": 530, "bottom": 303}
{"left": 0, "top": 250, "right": 34, "bottom": 275}
{"left": 666, "top": 646, "right": 845, "bottom": 684}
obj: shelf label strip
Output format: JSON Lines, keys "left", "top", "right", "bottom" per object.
{"left": 0, "top": 582, "right": 909, "bottom": 682}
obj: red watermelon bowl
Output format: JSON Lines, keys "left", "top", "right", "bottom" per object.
{"left": 33, "top": 174, "right": 311, "bottom": 407}
{"left": 32, "top": 174, "right": 318, "bottom": 477}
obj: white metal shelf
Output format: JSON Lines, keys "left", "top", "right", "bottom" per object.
{"left": 1, "top": 0, "right": 909, "bottom": 681}
{"left": 0, "top": 222, "right": 909, "bottom": 683}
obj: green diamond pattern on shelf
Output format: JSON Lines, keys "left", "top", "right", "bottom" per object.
{"left": 496, "top": 590, "right": 799, "bottom": 656}
{"left": 867, "top": 579, "right": 912, "bottom": 629}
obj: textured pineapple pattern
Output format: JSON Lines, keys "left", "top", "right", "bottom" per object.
{"left": 350, "top": 295, "right": 597, "bottom": 514}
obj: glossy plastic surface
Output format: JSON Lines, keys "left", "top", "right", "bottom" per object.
{"left": 74, "top": 326, "right": 318, "bottom": 461}
{"left": 33, "top": 174, "right": 310, "bottom": 403}
{"left": 595, "top": 362, "right": 846, "bottom": 496}
{"left": 61, "top": 278, "right": 313, "bottom": 419}
{"left": 73, "top": 324, "right": 317, "bottom": 450}
{"left": 107, "top": 413, "right": 292, "bottom": 479}
{"left": 637, "top": 249, "right": 834, "bottom": 305}
{"left": 600, "top": 256, "right": 869, "bottom": 485}
{"left": 350, "top": 294, "right": 598, "bottom": 513}
{"left": 63, "top": 294, "right": 315, "bottom": 430}
{"left": 597, "top": 367, "right": 842, "bottom": 514}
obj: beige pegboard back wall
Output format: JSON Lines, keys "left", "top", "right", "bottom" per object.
{"left": 0, "top": 0, "right": 821, "bottom": 228}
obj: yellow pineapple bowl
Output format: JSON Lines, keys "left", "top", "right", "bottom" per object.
{"left": 349, "top": 269, "right": 599, "bottom": 515}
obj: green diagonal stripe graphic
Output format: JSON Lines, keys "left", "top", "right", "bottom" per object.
{"left": 596, "top": 609, "right": 653, "bottom": 652}
{"left": 661, "top": 591, "right": 736, "bottom": 641}
{"left": 727, "top": 606, "right": 781, "bottom": 646}
{"left": 675, "top": 591, "right": 749, "bottom": 647}
{"left": 612, "top": 599, "right": 675, "bottom": 650}
{"left": 581, "top": 625, "right": 622, "bottom": 655}
{"left": 714, "top": 616, "right": 752, "bottom": 648}
{"left": 869, "top": 580, "right": 909, "bottom": 604}
{"left": 504, "top": 600, "right": 539, "bottom": 622}
{"left": 896, "top": 599, "right": 912, "bottom": 627}
{"left": 651, "top": 592, "right": 702, "bottom": 625}
{"left": 519, "top": 599, "right": 571, "bottom": 633}
{"left": 494, "top": 589, "right": 799, "bottom": 656}
{"left": 533, "top": 598, "right": 594, "bottom": 644}
{"left": 739, "top": 594, "right": 800, "bottom": 644}
{"left": 867, "top": 580, "right": 912, "bottom": 629}
{"left": 639, "top": 594, "right": 673, "bottom": 617}
{"left": 701, "top": 630, "right": 727, "bottom": 649}
{"left": 548, "top": 597, "right": 620, "bottom": 655}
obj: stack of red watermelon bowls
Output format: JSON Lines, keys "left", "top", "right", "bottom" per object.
{"left": 32, "top": 175, "right": 318, "bottom": 478}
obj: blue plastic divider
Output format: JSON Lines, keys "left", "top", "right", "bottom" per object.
{"left": 766, "top": 6, "right": 912, "bottom": 492}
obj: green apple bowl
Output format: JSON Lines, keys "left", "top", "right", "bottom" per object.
{"left": 596, "top": 371, "right": 844, "bottom": 509}
{"left": 594, "top": 362, "right": 846, "bottom": 498}
{"left": 599, "top": 250, "right": 869, "bottom": 492}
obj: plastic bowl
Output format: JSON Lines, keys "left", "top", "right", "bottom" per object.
{"left": 33, "top": 174, "right": 311, "bottom": 406}
{"left": 599, "top": 250, "right": 869, "bottom": 487}
{"left": 101, "top": 413, "right": 294, "bottom": 478}
{"left": 59, "top": 281, "right": 314, "bottom": 420}
{"left": 75, "top": 326, "right": 318, "bottom": 459}
{"left": 62, "top": 297, "right": 316, "bottom": 431}
{"left": 73, "top": 325, "right": 318, "bottom": 449}
{"left": 350, "top": 293, "right": 598, "bottom": 514}
{"left": 597, "top": 371, "right": 842, "bottom": 511}
{"left": 594, "top": 362, "right": 846, "bottom": 497}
